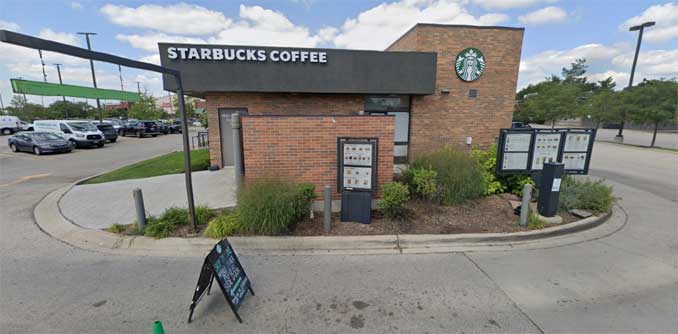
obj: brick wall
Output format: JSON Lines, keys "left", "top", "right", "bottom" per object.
{"left": 240, "top": 115, "right": 394, "bottom": 198}
{"left": 206, "top": 93, "right": 363, "bottom": 167}
{"left": 387, "top": 24, "right": 524, "bottom": 156}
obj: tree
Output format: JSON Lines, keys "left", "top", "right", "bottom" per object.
{"left": 5, "top": 95, "right": 47, "bottom": 122}
{"left": 562, "top": 58, "right": 588, "bottom": 84}
{"left": 128, "top": 93, "right": 162, "bottom": 120}
{"left": 173, "top": 95, "right": 196, "bottom": 118}
{"left": 48, "top": 101, "right": 84, "bottom": 119}
{"left": 520, "top": 80, "right": 580, "bottom": 127}
{"left": 627, "top": 79, "right": 678, "bottom": 147}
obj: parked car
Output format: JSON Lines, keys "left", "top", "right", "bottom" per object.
{"left": 33, "top": 120, "right": 105, "bottom": 148}
{"left": 19, "top": 121, "right": 34, "bottom": 131}
{"left": 602, "top": 122, "right": 621, "bottom": 129}
{"left": 92, "top": 122, "right": 118, "bottom": 143}
{"left": 8, "top": 131, "right": 74, "bottom": 155}
{"left": 1, "top": 115, "right": 22, "bottom": 135}
{"left": 168, "top": 120, "right": 182, "bottom": 134}
{"left": 121, "top": 120, "right": 160, "bottom": 138}
{"left": 155, "top": 120, "right": 170, "bottom": 135}
{"left": 103, "top": 119, "right": 125, "bottom": 134}
{"left": 511, "top": 122, "right": 531, "bottom": 129}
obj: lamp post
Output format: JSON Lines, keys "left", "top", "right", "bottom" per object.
{"left": 77, "top": 32, "right": 102, "bottom": 122}
{"left": 617, "top": 21, "right": 655, "bottom": 141}
{"left": 53, "top": 64, "right": 66, "bottom": 102}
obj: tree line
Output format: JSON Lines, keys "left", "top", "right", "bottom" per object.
{"left": 514, "top": 58, "right": 677, "bottom": 147}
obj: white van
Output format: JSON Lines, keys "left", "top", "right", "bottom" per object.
{"left": 1, "top": 116, "right": 21, "bottom": 135}
{"left": 33, "top": 120, "right": 106, "bottom": 148}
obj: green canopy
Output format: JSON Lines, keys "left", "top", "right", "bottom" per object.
{"left": 11, "top": 79, "right": 141, "bottom": 102}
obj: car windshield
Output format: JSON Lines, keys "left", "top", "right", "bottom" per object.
{"left": 68, "top": 122, "right": 97, "bottom": 131}
{"left": 27, "top": 133, "right": 62, "bottom": 140}
{"left": 97, "top": 124, "right": 114, "bottom": 130}
{"left": 143, "top": 122, "right": 156, "bottom": 126}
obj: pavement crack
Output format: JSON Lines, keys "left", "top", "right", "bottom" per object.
{"left": 463, "top": 252, "right": 545, "bottom": 334}
{"left": 395, "top": 234, "right": 403, "bottom": 254}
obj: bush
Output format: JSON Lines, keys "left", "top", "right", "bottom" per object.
{"left": 108, "top": 223, "right": 127, "bottom": 234}
{"left": 195, "top": 205, "right": 215, "bottom": 226}
{"left": 158, "top": 207, "right": 190, "bottom": 226}
{"left": 238, "top": 178, "right": 315, "bottom": 235}
{"left": 380, "top": 182, "right": 410, "bottom": 218}
{"left": 402, "top": 166, "right": 437, "bottom": 200}
{"left": 559, "top": 176, "right": 615, "bottom": 213}
{"left": 471, "top": 143, "right": 534, "bottom": 196}
{"left": 527, "top": 211, "right": 545, "bottom": 230}
{"left": 411, "top": 146, "right": 484, "bottom": 205}
{"left": 144, "top": 217, "right": 176, "bottom": 239}
{"left": 204, "top": 210, "right": 240, "bottom": 238}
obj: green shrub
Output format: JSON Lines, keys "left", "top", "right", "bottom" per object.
{"left": 204, "top": 211, "right": 241, "bottom": 238}
{"left": 527, "top": 211, "right": 545, "bottom": 230}
{"left": 108, "top": 223, "right": 127, "bottom": 234}
{"left": 559, "top": 176, "right": 615, "bottom": 213}
{"left": 471, "top": 143, "right": 534, "bottom": 196}
{"left": 144, "top": 217, "right": 176, "bottom": 238}
{"left": 402, "top": 166, "right": 437, "bottom": 200}
{"left": 380, "top": 182, "right": 410, "bottom": 219}
{"left": 158, "top": 207, "right": 190, "bottom": 226}
{"left": 195, "top": 205, "right": 215, "bottom": 226}
{"left": 238, "top": 178, "right": 315, "bottom": 235}
{"left": 411, "top": 146, "right": 484, "bottom": 204}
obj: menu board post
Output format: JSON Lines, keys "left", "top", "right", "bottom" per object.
{"left": 338, "top": 138, "right": 378, "bottom": 224}
{"left": 188, "top": 239, "right": 254, "bottom": 324}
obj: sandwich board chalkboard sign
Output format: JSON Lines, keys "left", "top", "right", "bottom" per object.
{"left": 188, "top": 238, "right": 254, "bottom": 324}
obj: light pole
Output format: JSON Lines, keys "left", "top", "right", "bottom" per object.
{"left": 53, "top": 63, "right": 66, "bottom": 102}
{"left": 77, "top": 32, "right": 102, "bottom": 122}
{"left": 617, "top": 21, "right": 655, "bottom": 140}
{"left": 118, "top": 64, "right": 124, "bottom": 91}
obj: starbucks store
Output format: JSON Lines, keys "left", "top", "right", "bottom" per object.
{"left": 159, "top": 23, "right": 524, "bottom": 174}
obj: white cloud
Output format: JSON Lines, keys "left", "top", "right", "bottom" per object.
{"left": 518, "top": 6, "right": 567, "bottom": 25}
{"left": 612, "top": 49, "right": 678, "bottom": 76}
{"left": 0, "top": 20, "right": 20, "bottom": 31}
{"left": 620, "top": 3, "right": 678, "bottom": 43}
{"left": 207, "top": 5, "right": 320, "bottom": 47}
{"left": 116, "top": 33, "right": 206, "bottom": 52}
{"left": 332, "top": 0, "right": 509, "bottom": 50}
{"left": 586, "top": 70, "right": 629, "bottom": 87}
{"left": 139, "top": 54, "right": 161, "bottom": 65}
{"left": 71, "top": 2, "right": 83, "bottom": 10}
{"left": 100, "top": 3, "right": 232, "bottom": 35}
{"left": 38, "top": 29, "right": 80, "bottom": 46}
{"left": 473, "top": 0, "right": 558, "bottom": 10}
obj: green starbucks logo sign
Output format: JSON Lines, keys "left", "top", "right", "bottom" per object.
{"left": 455, "top": 47, "right": 485, "bottom": 82}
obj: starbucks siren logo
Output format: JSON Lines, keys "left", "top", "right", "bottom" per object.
{"left": 455, "top": 48, "right": 485, "bottom": 82}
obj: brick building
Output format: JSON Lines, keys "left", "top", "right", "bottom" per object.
{"left": 159, "top": 23, "right": 524, "bottom": 197}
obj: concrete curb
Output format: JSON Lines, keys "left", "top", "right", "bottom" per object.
{"left": 35, "top": 183, "right": 621, "bottom": 257}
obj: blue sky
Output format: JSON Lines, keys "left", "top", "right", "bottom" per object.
{"left": 1, "top": 1, "right": 677, "bottom": 107}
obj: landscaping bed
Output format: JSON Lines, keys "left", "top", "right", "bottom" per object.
{"left": 293, "top": 194, "right": 580, "bottom": 236}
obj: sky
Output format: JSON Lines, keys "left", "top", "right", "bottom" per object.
{"left": 1, "top": 0, "right": 677, "bottom": 107}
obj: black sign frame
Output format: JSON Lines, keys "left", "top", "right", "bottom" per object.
{"left": 188, "top": 238, "right": 254, "bottom": 324}
{"left": 496, "top": 128, "right": 596, "bottom": 175}
{"left": 337, "top": 137, "right": 379, "bottom": 193}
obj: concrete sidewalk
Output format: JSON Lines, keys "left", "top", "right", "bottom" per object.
{"left": 60, "top": 168, "right": 235, "bottom": 229}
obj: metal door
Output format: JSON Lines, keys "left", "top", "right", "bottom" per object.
{"left": 218, "top": 108, "right": 248, "bottom": 166}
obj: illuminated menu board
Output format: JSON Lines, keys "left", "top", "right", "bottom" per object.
{"left": 531, "top": 133, "right": 562, "bottom": 170}
{"left": 343, "top": 166, "right": 372, "bottom": 190}
{"left": 343, "top": 143, "right": 373, "bottom": 166}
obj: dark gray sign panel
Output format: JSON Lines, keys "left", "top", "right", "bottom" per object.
{"left": 159, "top": 43, "right": 437, "bottom": 95}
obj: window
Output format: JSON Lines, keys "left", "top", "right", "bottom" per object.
{"left": 60, "top": 124, "right": 72, "bottom": 133}
{"left": 365, "top": 95, "right": 411, "bottom": 163}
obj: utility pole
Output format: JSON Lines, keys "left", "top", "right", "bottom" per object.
{"left": 617, "top": 21, "right": 655, "bottom": 141}
{"left": 53, "top": 64, "right": 66, "bottom": 102}
{"left": 38, "top": 50, "right": 47, "bottom": 107}
{"left": 136, "top": 81, "right": 142, "bottom": 94}
{"left": 118, "top": 64, "right": 124, "bottom": 91}
{"left": 77, "top": 32, "right": 102, "bottom": 122}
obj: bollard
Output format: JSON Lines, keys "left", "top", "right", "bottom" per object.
{"left": 153, "top": 320, "right": 165, "bottom": 334}
{"left": 133, "top": 188, "right": 147, "bottom": 231}
{"left": 519, "top": 183, "right": 532, "bottom": 227}
{"left": 323, "top": 185, "right": 332, "bottom": 233}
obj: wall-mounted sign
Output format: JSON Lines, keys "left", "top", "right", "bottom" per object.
{"left": 167, "top": 46, "right": 327, "bottom": 63}
{"left": 496, "top": 128, "right": 596, "bottom": 175}
{"left": 455, "top": 47, "right": 485, "bottom": 82}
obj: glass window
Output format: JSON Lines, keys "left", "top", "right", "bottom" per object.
{"left": 68, "top": 122, "right": 97, "bottom": 131}
{"left": 364, "top": 95, "right": 410, "bottom": 112}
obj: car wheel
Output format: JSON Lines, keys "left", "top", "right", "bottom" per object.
{"left": 97, "top": 143, "right": 105, "bottom": 148}
{"left": 9, "top": 143, "right": 17, "bottom": 152}
{"left": 110, "top": 138, "right": 117, "bottom": 143}
{"left": 152, "top": 134, "right": 157, "bottom": 137}
{"left": 33, "top": 146, "right": 41, "bottom": 155}
{"left": 1, "top": 128, "right": 12, "bottom": 135}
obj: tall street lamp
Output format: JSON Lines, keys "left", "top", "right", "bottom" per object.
{"left": 617, "top": 21, "right": 655, "bottom": 140}
{"left": 77, "top": 32, "right": 102, "bottom": 122}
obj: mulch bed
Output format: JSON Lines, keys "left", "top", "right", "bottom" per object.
{"left": 292, "top": 193, "right": 579, "bottom": 236}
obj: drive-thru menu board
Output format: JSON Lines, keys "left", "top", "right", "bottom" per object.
{"left": 338, "top": 139, "right": 377, "bottom": 192}
{"left": 496, "top": 128, "right": 596, "bottom": 175}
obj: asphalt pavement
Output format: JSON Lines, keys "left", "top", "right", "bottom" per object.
{"left": 1, "top": 133, "right": 677, "bottom": 333}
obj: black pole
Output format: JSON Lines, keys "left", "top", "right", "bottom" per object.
{"left": 618, "top": 22, "right": 654, "bottom": 138}
{"left": 38, "top": 50, "right": 46, "bottom": 107}
{"left": 79, "top": 32, "right": 102, "bottom": 122}
{"left": 136, "top": 81, "right": 141, "bottom": 94}
{"left": 118, "top": 64, "right": 124, "bottom": 91}
{"left": 175, "top": 75, "right": 197, "bottom": 230}
{"left": 54, "top": 64, "right": 66, "bottom": 102}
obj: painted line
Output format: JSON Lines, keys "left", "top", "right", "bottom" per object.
{"left": 0, "top": 173, "right": 51, "bottom": 188}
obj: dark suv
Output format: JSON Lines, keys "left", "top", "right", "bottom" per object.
{"left": 93, "top": 122, "right": 118, "bottom": 142}
{"left": 121, "top": 121, "right": 160, "bottom": 138}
